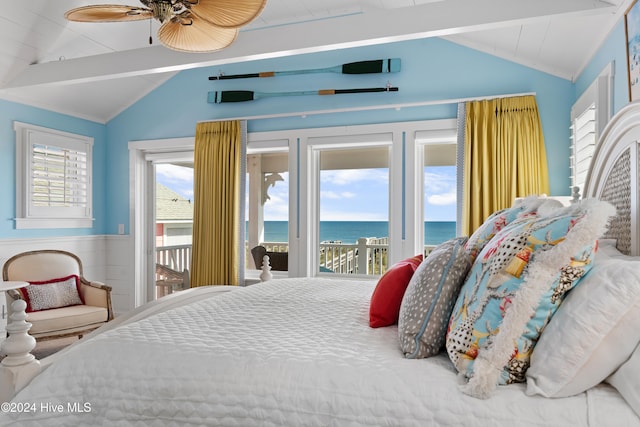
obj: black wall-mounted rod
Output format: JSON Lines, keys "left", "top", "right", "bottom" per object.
{"left": 209, "top": 59, "right": 401, "bottom": 80}
{"left": 208, "top": 87, "right": 399, "bottom": 103}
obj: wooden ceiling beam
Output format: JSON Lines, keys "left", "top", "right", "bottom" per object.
{"left": 3, "top": 0, "right": 615, "bottom": 89}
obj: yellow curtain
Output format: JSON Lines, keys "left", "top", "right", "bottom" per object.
{"left": 462, "top": 95, "right": 549, "bottom": 235}
{"left": 190, "top": 120, "right": 242, "bottom": 286}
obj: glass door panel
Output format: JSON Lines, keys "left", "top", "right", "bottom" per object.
{"left": 318, "top": 146, "right": 389, "bottom": 275}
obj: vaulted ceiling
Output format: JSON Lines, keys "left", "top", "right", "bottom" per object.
{"left": 0, "top": 0, "right": 629, "bottom": 123}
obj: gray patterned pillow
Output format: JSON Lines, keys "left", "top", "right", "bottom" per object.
{"left": 25, "top": 275, "right": 84, "bottom": 312}
{"left": 398, "top": 237, "right": 471, "bottom": 359}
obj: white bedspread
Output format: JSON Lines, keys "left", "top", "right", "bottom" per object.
{"left": 1, "top": 278, "right": 638, "bottom": 426}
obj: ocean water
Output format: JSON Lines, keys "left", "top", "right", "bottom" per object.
{"left": 255, "top": 221, "right": 456, "bottom": 246}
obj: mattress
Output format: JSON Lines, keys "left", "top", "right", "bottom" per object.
{"left": 1, "top": 278, "right": 638, "bottom": 426}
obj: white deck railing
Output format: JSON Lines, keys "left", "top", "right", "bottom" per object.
{"left": 156, "top": 244, "right": 192, "bottom": 274}
{"left": 320, "top": 237, "right": 389, "bottom": 274}
{"left": 156, "top": 240, "right": 438, "bottom": 276}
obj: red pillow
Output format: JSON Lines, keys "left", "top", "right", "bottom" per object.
{"left": 369, "top": 255, "right": 423, "bottom": 328}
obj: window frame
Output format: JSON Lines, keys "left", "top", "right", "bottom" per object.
{"left": 416, "top": 128, "right": 458, "bottom": 254}
{"left": 246, "top": 119, "right": 458, "bottom": 278}
{"left": 14, "top": 121, "right": 94, "bottom": 229}
{"left": 245, "top": 136, "right": 292, "bottom": 280}
{"left": 310, "top": 135, "right": 393, "bottom": 277}
{"left": 243, "top": 140, "right": 291, "bottom": 283}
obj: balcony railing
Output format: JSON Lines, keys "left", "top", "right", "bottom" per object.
{"left": 155, "top": 244, "right": 192, "bottom": 297}
{"left": 156, "top": 244, "right": 192, "bottom": 274}
{"left": 155, "top": 240, "right": 438, "bottom": 279}
{"left": 320, "top": 237, "right": 389, "bottom": 274}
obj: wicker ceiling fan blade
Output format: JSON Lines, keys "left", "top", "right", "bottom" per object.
{"left": 65, "top": 5, "right": 153, "bottom": 22}
{"left": 157, "top": 15, "right": 238, "bottom": 53}
{"left": 191, "top": 0, "right": 268, "bottom": 28}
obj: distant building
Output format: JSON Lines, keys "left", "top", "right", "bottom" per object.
{"left": 156, "top": 183, "right": 193, "bottom": 247}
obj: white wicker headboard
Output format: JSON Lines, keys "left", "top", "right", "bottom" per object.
{"left": 583, "top": 101, "right": 640, "bottom": 256}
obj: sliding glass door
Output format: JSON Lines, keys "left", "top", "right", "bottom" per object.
{"left": 154, "top": 161, "right": 194, "bottom": 298}
{"left": 310, "top": 137, "right": 391, "bottom": 276}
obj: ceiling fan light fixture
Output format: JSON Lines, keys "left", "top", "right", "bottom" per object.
{"left": 65, "top": 0, "right": 267, "bottom": 52}
{"left": 146, "top": 1, "right": 175, "bottom": 23}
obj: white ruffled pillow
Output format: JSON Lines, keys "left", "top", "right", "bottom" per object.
{"left": 526, "top": 251, "right": 640, "bottom": 397}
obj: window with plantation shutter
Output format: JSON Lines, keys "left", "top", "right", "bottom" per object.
{"left": 569, "top": 63, "right": 613, "bottom": 196}
{"left": 14, "top": 122, "right": 93, "bottom": 229}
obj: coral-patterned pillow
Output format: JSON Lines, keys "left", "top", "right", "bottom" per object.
{"left": 464, "top": 196, "right": 558, "bottom": 261}
{"left": 23, "top": 274, "right": 84, "bottom": 312}
{"left": 446, "top": 199, "right": 615, "bottom": 399}
{"left": 369, "top": 255, "right": 423, "bottom": 328}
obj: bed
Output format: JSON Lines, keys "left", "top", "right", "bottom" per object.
{"left": 2, "top": 103, "right": 640, "bottom": 426}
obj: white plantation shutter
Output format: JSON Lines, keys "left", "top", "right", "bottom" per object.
{"left": 31, "top": 143, "right": 89, "bottom": 211}
{"left": 570, "top": 104, "right": 596, "bottom": 193}
{"left": 15, "top": 122, "right": 93, "bottom": 229}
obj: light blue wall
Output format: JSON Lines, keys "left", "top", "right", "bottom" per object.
{"left": 107, "top": 37, "right": 574, "bottom": 235}
{"left": 0, "top": 36, "right": 583, "bottom": 239}
{"left": 0, "top": 99, "right": 107, "bottom": 239}
{"left": 575, "top": 20, "right": 629, "bottom": 115}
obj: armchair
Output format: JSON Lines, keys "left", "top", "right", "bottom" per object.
{"left": 3, "top": 250, "right": 113, "bottom": 341}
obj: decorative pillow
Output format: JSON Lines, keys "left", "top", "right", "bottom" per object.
{"left": 24, "top": 275, "right": 84, "bottom": 312}
{"left": 526, "top": 256, "right": 640, "bottom": 397}
{"left": 464, "top": 196, "right": 560, "bottom": 261}
{"left": 606, "top": 342, "right": 640, "bottom": 418}
{"left": 369, "top": 255, "right": 423, "bottom": 328}
{"left": 598, "top": 238, "right": 635, "bottom": 259}
{"left": 446, "top": 199, "right": 615, "bottom": 398}
{"left": 398, "top": 237, "right": 471, "bottom": 358}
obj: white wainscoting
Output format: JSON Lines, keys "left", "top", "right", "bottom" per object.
{"left": 0, "top": 235, "right": 135, "bottom": 318}
{"left": 104, "top": 235, "right": 135, "bottom": 314}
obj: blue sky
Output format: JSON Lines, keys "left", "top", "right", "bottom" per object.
{"left": 156, "top": 164, "right": 195, "bottom": 201}
{"left": 156, "top": 164, "right": 457, "bottom": 222}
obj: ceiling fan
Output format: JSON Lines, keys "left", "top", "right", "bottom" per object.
{"left": 65, "top": 0, "right": 268, "bottom": 53}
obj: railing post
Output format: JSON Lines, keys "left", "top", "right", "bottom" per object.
{"left": 357, "top": 238, "right": 368, "bottom": 274}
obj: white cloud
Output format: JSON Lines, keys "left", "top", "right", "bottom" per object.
{"left": 265, "top": 193, "right": 286, "bottom": 205}
{"left": 424, "top": 168, "right": 457, "bottom": 213}
{"left": 321, "top": 191, "right": 357, "bottom": 199}
{"left": 156, "top": 164, "right": 194, "bottom": 199}
{"left": 322, "top": 169, "right": 387, "bottom": 186}
{"left": 264, "top": 201, "right": 289, "bottom": 221}
{"left": 427, "top": 192, "right": 457, "bottom": 206}
{"left": 424, "top": 171, "right": 455, "bottom": 193}
{"left": 156, "top": 164, "right": 193, "bottom": 182}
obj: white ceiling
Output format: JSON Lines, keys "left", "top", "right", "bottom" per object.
{"left": 0, "top": 0, "right": 630, "bottom": 123}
